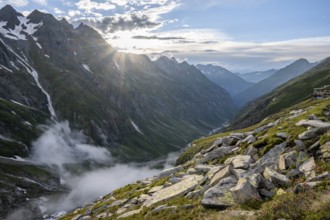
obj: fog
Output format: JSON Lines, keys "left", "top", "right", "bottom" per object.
{"left": 7, "top": 121, "right": 163, "bottom": 219}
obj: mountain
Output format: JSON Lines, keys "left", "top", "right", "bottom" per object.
{"left": 238, "top": 69, "right": 277, "bottom": 83}
{"left": 196, "top": 64, "right": 254, "bottom": 96}
{"left": 234, "top": 59, "right": 315, "bottom": 106}
{"left": 230, "top": 57, "right": 330, "bottom": 129}
{"left": 62, "top": 97, "right": 330, "bottom": 220}
{"left": 0, "top": 5, "right": 236, "bottom": 162}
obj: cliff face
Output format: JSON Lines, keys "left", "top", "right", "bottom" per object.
{"left": 61, "top": 97, "right": 330, "bottom": 220}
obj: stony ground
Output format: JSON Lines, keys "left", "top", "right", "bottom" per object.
{"left": 60, "top": 98, "right": 330, "bottom": 220}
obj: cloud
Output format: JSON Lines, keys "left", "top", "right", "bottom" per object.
{"left": 32, "top": 0, "right": 47, "bottom": 5}
{"left": 76, "top": 13, "right": 160, "bottom": 33}
{"left": 133, "top": 35, "right": 184, "bottom": 40}
{"left": 0, "top": 0, "right": 28, "bottom": 7}
{"left": 76, "top": 0, "right": 116, "bottom": 12}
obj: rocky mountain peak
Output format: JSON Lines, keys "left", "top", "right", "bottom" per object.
{"left": 0, "top": 4, "right": 23, "bottom": 29}
{"left": 27, "top": 9, "right": 58, "bottom": 25}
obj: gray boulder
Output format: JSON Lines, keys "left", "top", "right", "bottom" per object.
{"left": 295, "top": 119, "right": 330, "bottom": 128}
{"left": 244, "top": 146, "right": 258, "bottom": 156}
{"left": 210, "top": 165, "right": 232, "bottom": 186}
{"left": 198, "top": 146, "right": 235, "bottom": 164}
{"left": 320, "top": 142, "right": 330, "bottom": 159}
{"left": 230, "top": 178, "right": 261, "bottom": 204}
{"left": 158, "top": 165, "right": 184, "bottom": 178}
{"left": 298, "top": 126, "right": 330, "bottom": 140}
{"left": 225, "top": 155, "right": 253, "bottom": 169}
{"left": 298, "top": 157, "right": 316, "bottom": 177}
{"left": 263, "top": 167, "right": 290, "bottom": 187}
{"left": 242, "top": 135, "right": 257, "bottom": 144}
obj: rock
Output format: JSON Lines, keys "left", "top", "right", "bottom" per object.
{"left": 218, "top": 176, "right": 238, "bottom": 186}
{"left": 210, "top": 165, "right": 232, "bottom": 186}
{"left": 222, "top": 136, "right": 237, "bottom": 146}
{"left": 294, "top": 140, "right": 305, "bottom": 150}
{"left": 212, "top": 138, "right": 223, "bottom": 147}
{"left": 109, "top": 199, "right": 127, "bottom": 207}
{"left": 147, "top": 205, "right": 177, "bottom": 215}
{"left": 117, "top": 209, "right": 142, "bottom": 219}
{"left": 307, "top": 140, "right": 320, "bottom": 152}
{"left": 244, "top": 146, "right": 258, "bottom": 156}
{"left": 277, "top": 132, "right": 289, "bottom": 139}
{"left": 247, "top": 173, "right": 264, "bottom": 189}
{"left": 201, "top": 182, "right": 236, "bottom": 209}
{"left": 308, "top": 114, "right": 318, "bottom": 120}
{"left": 181, "top": 204, "right": 195, "bottom": 209}
{"left": 187, "top": 168, "right": 198, "bottom": 175}
{"left": 279, "top": 151, "right": 297, "bottom": 170}
{"left": 308, "top": 172, "right": 330, "bottom": 182}
{"left": 296, "top": 151, "right": 310, "bottom": 167}
{"left": 294, "top": 181, "right": 323, "bottom": 193}
{"left": 148, "top": 186, "right": 164, "bottom": 194}
{"left": 286, "top": 169, "right": 302, "bottom": 178}
{"left": 138, "top": 194, "right": 151, "bottom": 203}
{"left": 198, "top": 146, "right": 235, "bottom": 164}
{"left": 263, "top": 167, "right": 290, "bottom": 187}
{"left": 299, "top": 157, "right": 316, "bottom": 177}
{"left": 295, "top": 119, "right": 330, "bottom": 128}
{"left": 260, "top": 189, "right": 275, "bottom": 198}
{"left": 143, "top": 175, "right": 204, "bottom": 207}
{"left": 207, "top": 165, "right": 224, "bottom": 179}
{"left": 232, "top": 169, "right": 248, "bottom": 179}
{"left": 298, "top": 126, "right": 330, "bottom": 140}
{"left": 186, "top": 185, "right": 211, "bottom": 199}
{"left": 242, "top": 135, "right": 257, "bottom": 144}
{"left": 158, "top": 165, "right": 183, "bottom": 178}
{"left": 195, "top": 165, "right": 211, "bottom": 173}
{"left": 252, "top": 142, "right": 287, "bottom": 172}
{"left": 253, "top": 125, "right": 268, "bottom": 134}
{"left": 95, "top": 212, "right": 109, "bottom": 219}
{"left": 71, "top": 215, "right": 82, "bottom": 220}
{"left": 320, "top": 142, "right": 330, "bottom": 159}
{"left": 230, "top": 178, "right": 261, "bottom": 204}
{"left": 169, "top": 176, "right": 181, "bottom": 184}
{"left": 225, "top": 155, "right": 253, "bottom": 169}
{"left": 230, "top": 133, "right": 246, "bottom": 139}
{"left": 289, "top": 109, "right": 304, "bottom": 118}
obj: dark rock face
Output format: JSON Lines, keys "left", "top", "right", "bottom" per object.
{"left": 0, "top": 6, "right": 237, "bottom": 162}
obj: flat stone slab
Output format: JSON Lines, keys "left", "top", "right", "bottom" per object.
{"left": 143, "top": 175, "right": 204, "bottom": 207}
{"left": 296, "top": 119, "right": 330, "bottom": 128}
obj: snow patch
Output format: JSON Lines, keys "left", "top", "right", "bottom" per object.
{"left": 82, "top": 64, "right": 93, "bottom": 74}
{"left": 0, "top": 16, "right": 42, "bottom": 41}
{"left": 36, "top": 42, "right": 42, "bottom": 49}
{"left": 10, "top": 61, "right": 19, "bottom": 70}
{"left": 44, "top": 54, "right": 49, "bottom": 58}
{"left": 0, "top": 64, "right": 13, "bottom": 72}
{"left": 130, "top": 120, "right": 144, "bottom": 135}
{"left": 74, "top": 51, "right": 77, "bottom": 56}
{"left": 114, "top": 59, "right": 120, "bottom": 71}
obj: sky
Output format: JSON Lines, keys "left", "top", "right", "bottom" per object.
{"left": 1, "top": 0, "right": 330, "bottom": 72}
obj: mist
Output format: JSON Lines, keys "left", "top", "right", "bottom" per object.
{"left": 7, "top": 121, "right": 163, "bottom": 219}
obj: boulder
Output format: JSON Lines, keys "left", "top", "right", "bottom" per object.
{"left": 263, "top": 167, "right": 290, "bottom": 187}
{"left": 230, "top": 133, "right": 246, "bottom": 140}
{"left": 117, "top": 209, "right": 142, "bottom": 219}
{"left": 225, "top": 155, "right": 253, "bottom": 169}
{"left": 298, "top": 157, "right": 316, "bottom": 177}
{"left": 195, "top": 165, "right": 211, "bottom": 173}
{"left": 143, "top": 175, "right": 204, "bottom": 207}
{"left": 210, "top": 165, "right": 232, "bottom": 186}
{"left": 296, "top": 151, "right": 310, "bottom": 167}
{"left": 298, "top": 126, "right": 330, "bottom": 140}
{"left": 242, "top": 135, "right": 257, "bottom": 144}
{"left": 320, "top": 142, "right": 330, "bottom": 159}
{"left": 295, "top": 119, "right": 330, "bottom": 128}
{"left": 147, "top": 205, "right": 177, "bottom": 215}
{"left": 259, "top": 189, "right": 275, "bottom": 198}
{"left": 276, "top": 132, "right": 289, "bottom": 139}
{"left": 247, "top": 173, "right": 264, "bottom": 189}
{"left": 244, "top": 146, "right": 258, "bottom": 156}
{"left": 169, "top": 176, "right": 181, "bottom": 184}
{"left": 286, "top": 169, "right": 302, "bottom": 178}
{"left": 294, "top": 140, "right": 305, "bottom": 150}
{"left": 230, "top": 178, "right": 261, "bottom": 204}
{"left": 148, "top": 186, "right": 164, "bottom": 194}
{"left": 232, "top": 169, "right": 249, "bottom": 179}
{"left": 222, "top": 136, "right": 237, "bottom": 146}
{"left": 158, "top": 165, "right": 183, "bottom": 178}
{"left": 207, "top": 165, "right": 224, "bottom": 179}
{"left": 279, "top": 151, "right": 297, "bottom": 170}
{"left": 197, "top": 146, "right": 235, "bottom": 164}
{"left": 109, "top": 199, "right": 127, "bottom": 207}
{"left": 308, "top": 172, "right": 330, "bottom": 182}
{"left": 201, "top": 178, "right": 236, "bottom": 209}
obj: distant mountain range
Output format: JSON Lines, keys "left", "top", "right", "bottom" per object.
{"left": 238, "top": 69, "right": 277, "bottom": 83}
{"left": 230, "top": 57, "right": 330, "bottom": 129}
{"left": 233, "top": 58, "right": 315, "bottom": 106}
{"left": 0, "top": 5, "right": 236, "bottom": 162}
{"left": 196, "top": 64, "right": 254, "bottom": 96}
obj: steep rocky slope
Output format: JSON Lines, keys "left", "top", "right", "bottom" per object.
{"left": 234, "top": 59, "right": 315, "bottom": 106}
{"left": 0, "top": 5, "right": 236, "bottom": 162}
{"left": 196, "top": 64, "right": 254, "bottom": 96}
{"left": 231, "top": 57, "right": 330, "bottom": 130}
{"left": 60, "top": 98, "right": 330, "bottom": 220}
